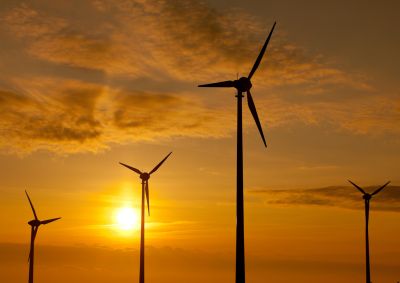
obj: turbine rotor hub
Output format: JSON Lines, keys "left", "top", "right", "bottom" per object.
{"left": 28, "top": 220, "right": 40, "bottom": 226}
{"left": 363, "top": 194, "right": 371, "bottom": 200}
{"left": 235, "top": 77, "right": 252, "bottom": 92}
{"left": 140, "top": 173, "right": 150, "bottom": 181}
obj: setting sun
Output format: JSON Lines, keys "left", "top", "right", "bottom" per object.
{"left": 115, "top": 207, "right": 139, "bottom": 231}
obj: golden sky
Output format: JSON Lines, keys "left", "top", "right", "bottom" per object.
{"left": 0, "top": 0, "right": 399, "bottom": 283}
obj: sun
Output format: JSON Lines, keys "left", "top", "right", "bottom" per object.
{"left": 115, "top": 207, "right": 139, "bottom": 231}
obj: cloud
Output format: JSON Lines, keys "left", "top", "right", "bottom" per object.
{"left": 0, "top": 1, "right": 399, "bottom": 154}
{"left": 1, "top": 3, "right": 68, "bottom": 38}
{"left": 0, "top": 1, "right": 371, "bottom": 87}
{"left": 250, "top": 185, "right": 400, "bottom": 212}
{"left": 111, "top": 89, "right": 232, "bottom": 139}
{"left": 0, "top": 79, "right": 104, "bottom": 153}
{"left": 0, "top": 78, "right": 232, "bottom": 154}
{"left": 257, "top": 94, "right": 400, "bottom": 135}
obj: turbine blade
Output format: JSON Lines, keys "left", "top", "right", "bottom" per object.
{"left": 41, "top": 217, "right": 61, "bottom": 225}
{"left": 119, "top": 162, "right": 142, "bottom": 175}
{"left": 33, "top": 226, "right": 38, "bottom": 239}
{"left": 198, "top": 81, "right": 235, "bottom": 88}
{"left": 348, "top": 180, "right": 366, "bottom": 194}
{"left": 248, "top": 22, "right": 276, "bottom": 79}
{"left": 25, "top": 190, "right": 38, "bottom": 220}
{"left": 28, "top": 227, "right": 38, "bottom": 262}
{"left": 149, "top": 152, "right": 172, "bottom": 174}
{"left": 28, "top": 227, "right": 34, "bottom": 262}
{"left": 145, "top": 181, "right": 150, "bottom": 216}
{"left": 247, "top": 91, "right": 267, "bottom": 147}
{"left": 371, "top": 181, "right": 391, "bottom": 196}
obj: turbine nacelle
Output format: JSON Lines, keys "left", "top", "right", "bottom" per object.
{"left": 140, "top": 173, "right": 150, "bottom": 181}
{"left": 28, "top": 220, "right": 41, "bottom": 227}
{"left": 234, "top": 77, "right": 252, "bottom": 92}
{"left": 363, "top": 194, "right": 372, "bottom": 200}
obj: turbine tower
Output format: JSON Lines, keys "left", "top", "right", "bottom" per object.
{"left": 119, "top": 152, "right": 172, "bottom": 283}
{"left": 348, "top": 180, "right": 391, "bottom": 283}
{"left": 198, "top": 22, "right": 276, "bottom": 283}
{"left": 25, "top": 190, "right": 61, "bottom": 283}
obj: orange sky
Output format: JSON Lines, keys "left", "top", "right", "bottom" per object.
{"left": 0, "top": 0, "right": 399, "bottom": 283}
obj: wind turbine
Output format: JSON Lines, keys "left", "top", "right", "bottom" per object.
{"left": 198, "top": 22, "right": 276, "bottom": 283}
{"left": 119, "top": 152, "right": 172, "bottom": 283}
{"left": 25, "top": 190, "right": 61, "bottom": 283}
{"left": 348, "top": 180, "right": 391, "bottom": 283}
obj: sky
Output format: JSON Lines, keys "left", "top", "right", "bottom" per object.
{"left": 0, "top": 0, "right": 399, "bottom": 282}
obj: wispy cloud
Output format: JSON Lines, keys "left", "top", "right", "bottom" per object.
{"left": 250, "top": 185, "right": 400, "bottom": 212}
{"left": 1, "top": 1, "right": 371, "bottom": 85}
{"left": 0, "top": 79, "right": 104, "bottom": 153}
{"left": 0, "top": 78, "right": 232, "bottom": 154}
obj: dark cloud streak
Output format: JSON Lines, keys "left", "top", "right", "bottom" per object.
{"left": 250, "top": 185, "right": 400, "bottom": 212}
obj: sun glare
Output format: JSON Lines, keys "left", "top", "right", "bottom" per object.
{"left": 115, "top": 207, "right": 139, "bottom": 231}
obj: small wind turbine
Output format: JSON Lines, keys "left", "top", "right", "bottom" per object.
{"left": 198, "top": 22, "right": 276, "bottom": 283}
{"left": 348, "top": 180, "right": 391, "bottom": 283}
{"left": 25, "top": 190, "right": 61, "bottom": 283}
{"left": 119, "top": 152, "right": 172, "bottom": 283}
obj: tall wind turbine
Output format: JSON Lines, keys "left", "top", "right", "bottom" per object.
{"left": 25, "top": 190, "right": 61, "bottom": 283}
{"left": 119, "top": 152, "right": 172, "bottom": 283}
{"left": 348, "top": 180, "right": 391, "bottom": 283}
{"left": 198, "top": 22, "right": 276, "bottom": 283}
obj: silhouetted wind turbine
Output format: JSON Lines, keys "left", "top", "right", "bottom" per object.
{"left": 119, "top": 152, "right": 172, "bottom": 283}
{"left": 348, "top": 180, "right": 391, "bottom": 283}
{"left": 25, "top": 190, "right": 61, "bottom": 283}
{"left": 198, "top": 22, "right": 276, "bottom": 283}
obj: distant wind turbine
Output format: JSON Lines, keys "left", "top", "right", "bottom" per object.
{"left": 25, "top": 190, "right": 61, "bottom": 283}
{"left": 348, "top": 180, "right": 391, "bottom": 283}
{"left": 198, "top": 22, "right": 276, "bottom": 283}
{"left": 119, "top": 152, "right": 172, "bottom": 283}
